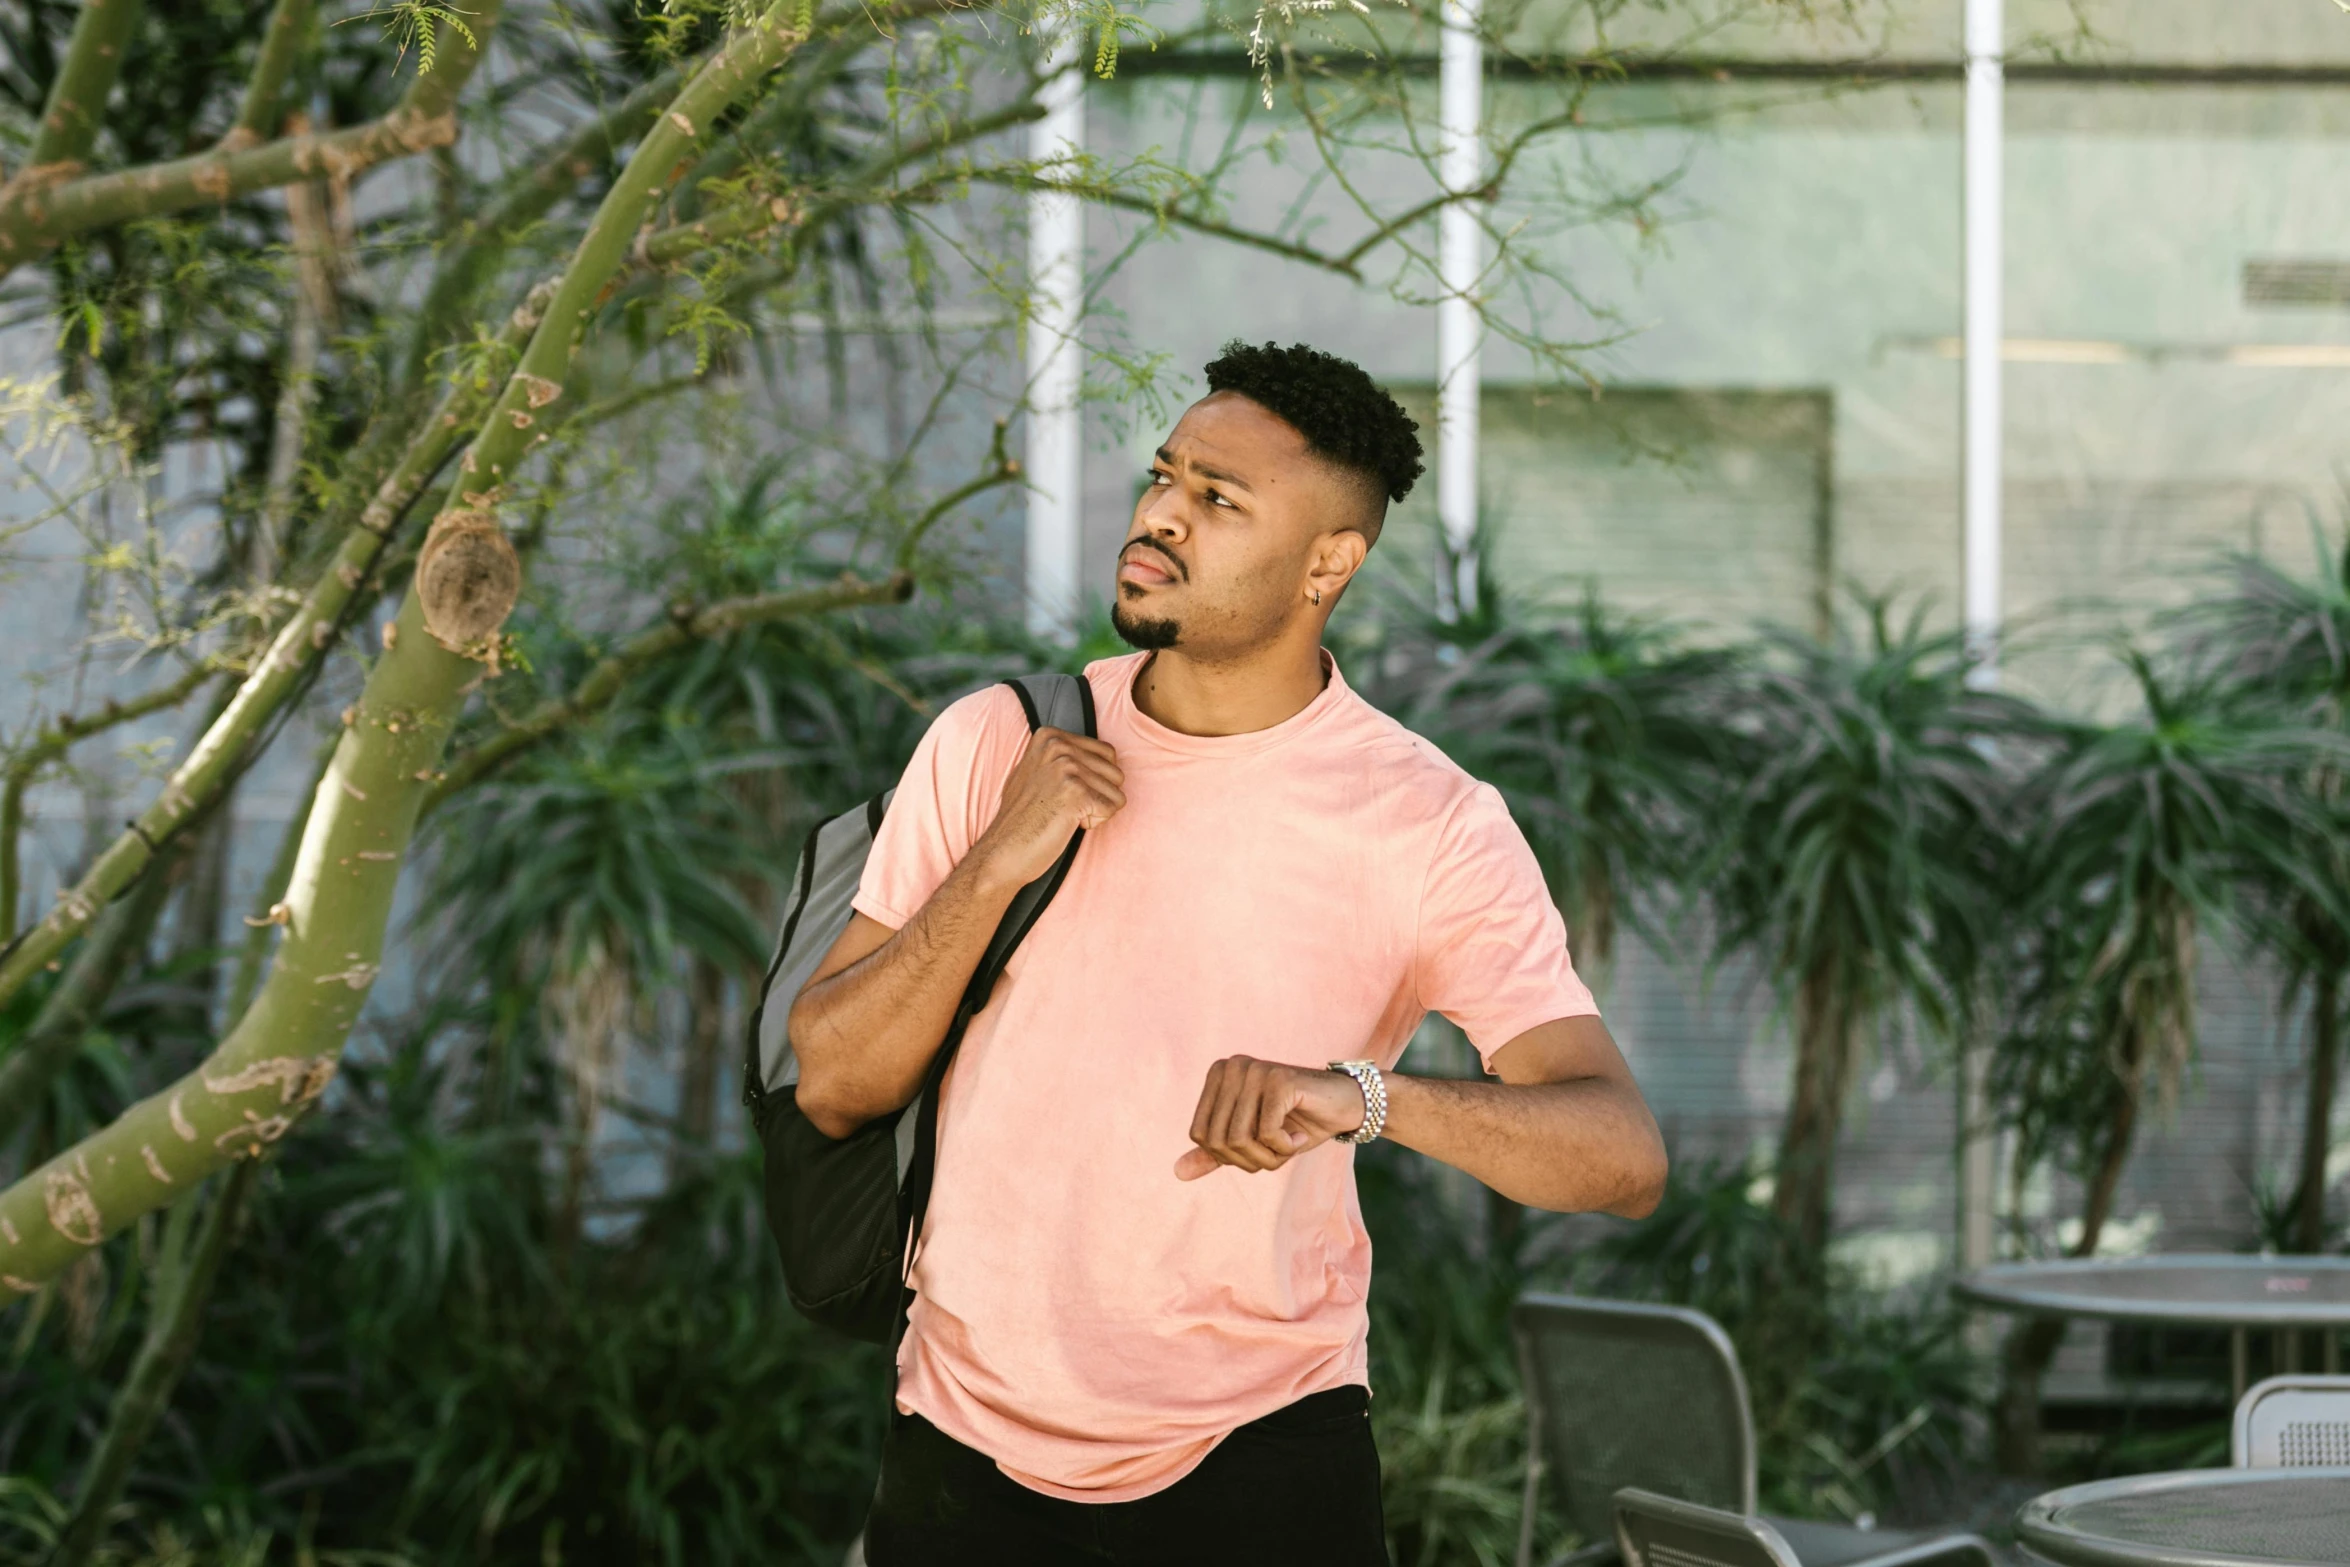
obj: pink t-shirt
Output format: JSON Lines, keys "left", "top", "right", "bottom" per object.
{"left": 854, "top": 651, "right": 1598, "bottom": 1502}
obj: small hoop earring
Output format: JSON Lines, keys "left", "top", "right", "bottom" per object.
{"left": 1310, "top": 589, "right": 1323, "bottom": 606}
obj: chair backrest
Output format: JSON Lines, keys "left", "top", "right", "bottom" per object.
{"left": 2233, "top": 1374, "right": 2350, "bottom": 1468}
{"left": 1513, "top": 1293, "right": 1758, "bottom": 1548}
{"left": 1612, "top": 1488, "right": 1799, "bottom": 1567}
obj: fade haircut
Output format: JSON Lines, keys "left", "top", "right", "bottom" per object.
{"left": 1201, "top": 341, "right": 1424, "bottom": 543}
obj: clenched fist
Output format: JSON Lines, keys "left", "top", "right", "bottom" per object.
{"left": 971, "top": 726, "right": 1124, "bottom": 890}
{"left": 1175, "top": 1056, "right": 1370, "bottom": 1181}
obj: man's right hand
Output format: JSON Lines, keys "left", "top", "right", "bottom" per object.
{"left": 790, "top": 721, "right": 1121, "bottom": 1137}
{"left": 970, "top": 728, "right": 1124, "bottom": 890}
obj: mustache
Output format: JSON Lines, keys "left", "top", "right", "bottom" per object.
{"left": 1120, "top": 535, "right": 1189, "bottom": 581}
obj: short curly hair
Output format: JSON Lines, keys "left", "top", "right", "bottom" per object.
{"left": 1202, "top": 342, "right": 1424, "bottom": 530}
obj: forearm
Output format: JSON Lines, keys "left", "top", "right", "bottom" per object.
{"left": 1380, "top": 1072, "right": 1666, "bottom": 1217}
{"left": 787, "top": 855, "right": 1018, "bottom": 1136}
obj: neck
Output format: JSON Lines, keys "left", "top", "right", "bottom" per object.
{"left": 1131, "top": 629, "right": 1330, "bottom": 737}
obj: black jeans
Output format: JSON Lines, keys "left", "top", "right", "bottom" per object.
{"left": 863, "top": 1385, "right": 1390, "bottom": 1566}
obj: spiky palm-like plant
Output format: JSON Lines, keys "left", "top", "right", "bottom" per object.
{"left": 424, "top": 732, "right": 778, "bottom": 1243}
{"left": 2174, "top": 531, "right": 2350, "bottom": 1253}
{"left": 1990, "top": 647, "right": 2347, "bottom": 1470}
{"left": 1704, "top": 598, "right": 2032, "bottom": 1276}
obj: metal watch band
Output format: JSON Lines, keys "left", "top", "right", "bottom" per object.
{"left": 1328, "top": 1060, "right": 1388, "bottom": 1146}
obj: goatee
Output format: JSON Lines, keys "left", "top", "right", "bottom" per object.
{"left": 1111, "top": 598, "right": 1181, "bottom": 650}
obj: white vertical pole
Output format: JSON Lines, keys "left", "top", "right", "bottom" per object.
{"left": 1436, "top": 0, "right": 1483, "bottom": 619}
{"left": 1960, "top": 0, "right": 2003, "bottom": 1275}
{"left": 1962, "top": 0, "right": 2003, "bottom": 686}
{"left": 1026, "top": 32, "right": 1085, "bottom": 640}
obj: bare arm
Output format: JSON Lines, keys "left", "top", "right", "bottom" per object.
{"left": 787, "top": 726, "right": 1124, "bottom": 1139}
{"left": 1176, "top": 1016, "right": 1667, "bottom": 1218}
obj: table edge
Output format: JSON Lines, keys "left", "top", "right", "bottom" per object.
{"left": 2016, "top": 1466, "right": 2350, "bottom": 1567}
{"left": 1952, "top": 1262, "right": 2350, "bottom": 1325}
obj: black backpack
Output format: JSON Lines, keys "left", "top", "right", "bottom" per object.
{"left": 741, "top": 673, "right": 1095, "bottom": 1344}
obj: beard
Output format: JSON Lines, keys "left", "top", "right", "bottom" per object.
{"left": 1110, "top": 594, "right": 1181, "bottom": 650}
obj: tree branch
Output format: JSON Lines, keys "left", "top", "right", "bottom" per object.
{"left": 0, "top": 280, "right": 551, "bottom": 1011}
{"left": 705, "top": 96, "right": 1049, "bottom": 262}
{"left": 401, "top": 0, "right": 982, "bottom": 387}
{"left": 0, "top": 846, "right": 180, "bottom": 1153}
{"left": 896, "top": 418, "right": 1017, "bottom": 569}
{"left": 251, "top": 157, "right": 330, "bottom": 586}
{"left": 906, "top": 166, "right": 1366, "bottom": 281}
{"left": 670, "top": 0, "right": 993, "bottom": 214}
{"left": 13, "top": 0, "right": 145, "bottom": 175}
{"left": 0, "top": 657, "right": 225, "bottom": 945}
{"left": 226, "top": 0, "right": 315, "bottom": 149}
{"left": 0, "top": 0, "right": 503, "bottom": 276}
{"left": 423, "top": 571, "right": 913, "bottom": 809}
{"left": 1328, "top": 105, "right": 1584, "bottom": 273}
{"left": 668, "top": 24, "right": 885, "bottom": 217}
{"left": 400, "top": 61, "right": 688, "bottom": 388}
{"left": 0, "top": 0, "right": 822, "bottom": 1302}
{"left": 6, "top": 658, "right": 225, "bottom": 780}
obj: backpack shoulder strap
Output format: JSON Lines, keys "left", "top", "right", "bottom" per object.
{"left": 1002, "top": 670, "right": 1094, "bottom": 741}
{"left": 972, "top": 673, "right": 1095, "bottom": 989}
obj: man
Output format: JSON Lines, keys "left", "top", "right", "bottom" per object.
{"left": 791, "top": 342, "right": 1667, "bottom": 1566}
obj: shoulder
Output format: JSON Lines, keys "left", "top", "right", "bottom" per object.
{"left": 1333, "top": 688, "right": 1487, "bottom": 810}
{"left": 929, "top": 679, "right": 1029, "bottom": 742}
{"left": 1315, "top": 688, "right": 1517, "bottom": 864}
{"left": 909, "top": 681, "right": 1032, "bottom": 782}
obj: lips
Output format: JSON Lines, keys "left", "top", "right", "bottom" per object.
{"left": 1118, "top": 542, "right": 1183, "bottom": 587}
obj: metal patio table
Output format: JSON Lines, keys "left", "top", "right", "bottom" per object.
{"left": 1954, "top": 1256, "right": 2350, "bottom": 1401}
{"left": 2015, "top": 1466, "right": 2350, "bottom": 1567}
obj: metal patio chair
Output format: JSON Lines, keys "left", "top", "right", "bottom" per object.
{"left": 1612, "top": 1490, "right": 1997, "bottom": 1567}
{"left": 2232, "top": 1373, "right": 2350, "bottom": 1468}
{"left": 1512, "top": 1294, "right": 1993, "bottom": 1567}
{"left": 1612, "top": 1489, "right": 1804, "bottom": 1567}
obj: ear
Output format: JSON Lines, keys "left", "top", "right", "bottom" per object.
{"left": 1304, "top": 528, "right": 1370, "bottom": 609}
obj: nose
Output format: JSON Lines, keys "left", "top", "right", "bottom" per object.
{"left": 1136, "top": 487, "right": 1189, "bottom": 544}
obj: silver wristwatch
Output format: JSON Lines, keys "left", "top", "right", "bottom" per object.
{"left": 1328, "top": 1060, "right": 1388, "bottom": 1146}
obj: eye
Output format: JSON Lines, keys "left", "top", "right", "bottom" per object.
{"left": 1147, "top": 469, "right": 1172, "bottom": 487}
{"left": 1205, "top": 488, "right": 1235, "bottom": 509}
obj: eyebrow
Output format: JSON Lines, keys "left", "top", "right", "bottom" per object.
{"left": 1155, "top": 446, "right": 1255, "bottom": 493}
